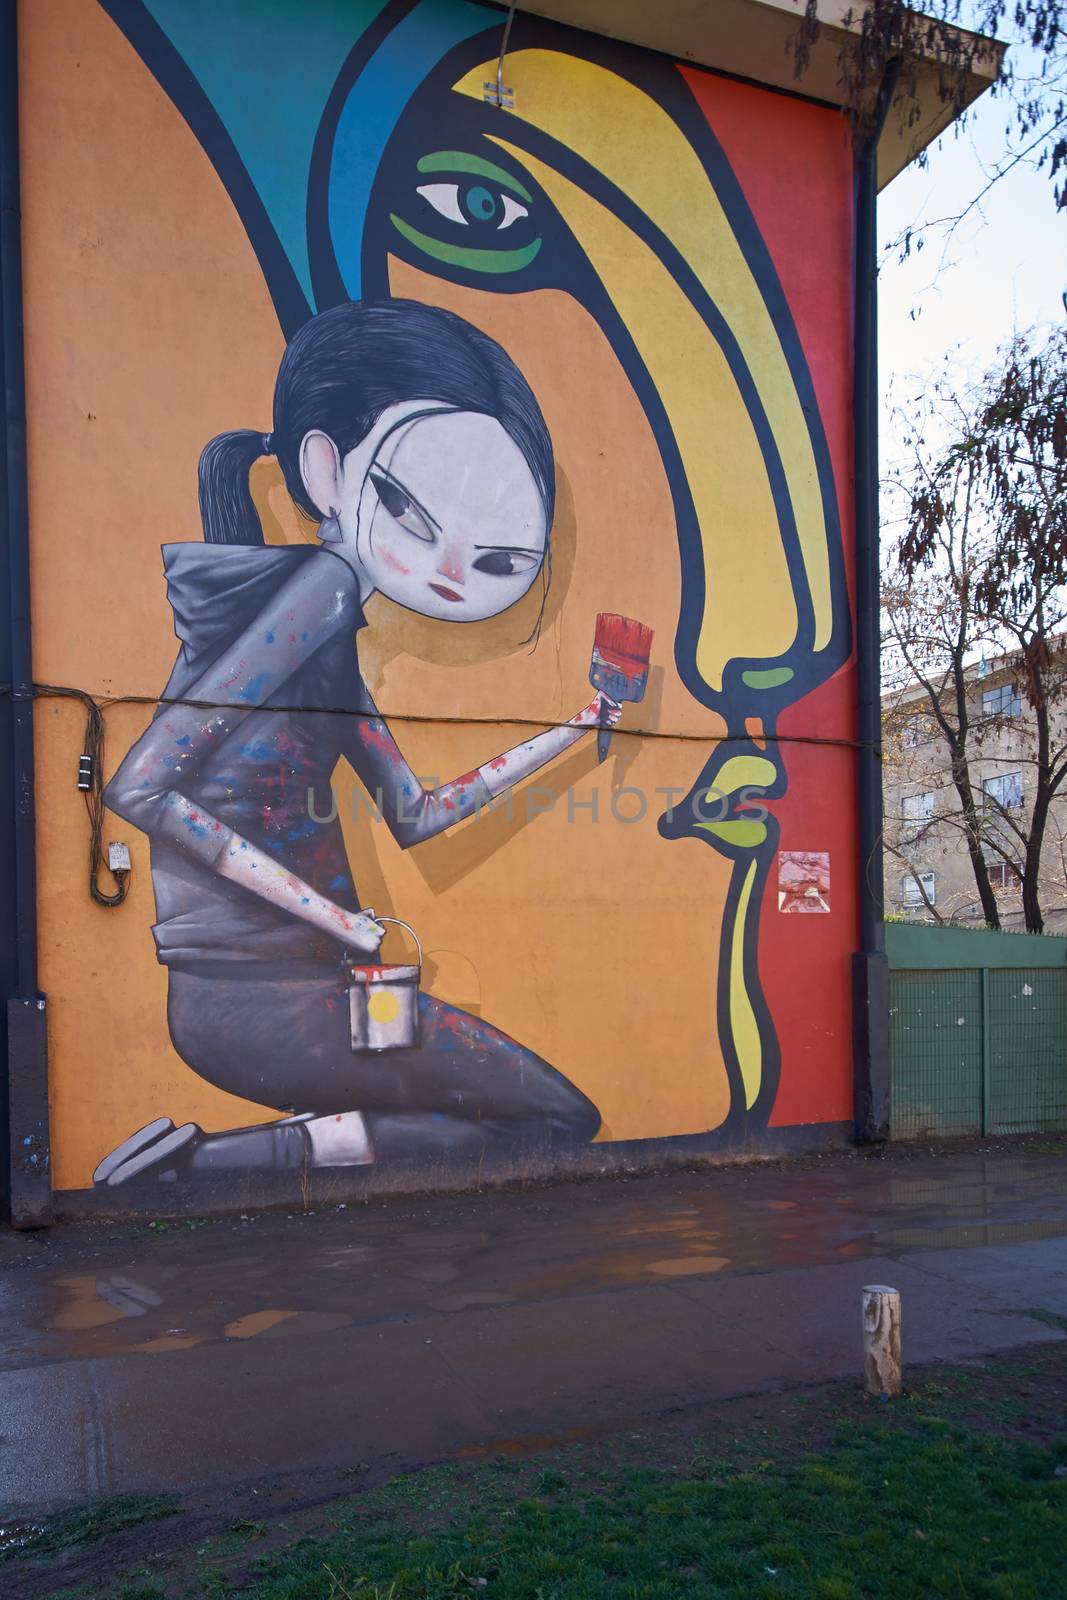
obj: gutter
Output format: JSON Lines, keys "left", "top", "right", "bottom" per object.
{"left": 851, "top": 57, "right": 900, "bottom": 1145}
{"left": 0, "top": 0, "right": 50, "bottom": 1226}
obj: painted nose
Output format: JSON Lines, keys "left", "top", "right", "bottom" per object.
{"left": 435, "top": 547, "right": 465, "bottom": 584}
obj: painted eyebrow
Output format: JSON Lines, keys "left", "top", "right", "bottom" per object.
{"left": 369, "top": 464, "right": 441, "bottom": 532}
{"left": 416, "top": 151, "right": 533, "bottom": 204}
{"left": 474, "top": 544, "right": 543, "bottom": 555}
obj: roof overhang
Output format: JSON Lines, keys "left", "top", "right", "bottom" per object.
{"left": 512, "top": 0, "right": 1004, "bottom": 189}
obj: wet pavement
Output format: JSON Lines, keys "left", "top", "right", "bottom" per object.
{"left": 1, "top": 1143, "right": 1065, "bottom": 1511}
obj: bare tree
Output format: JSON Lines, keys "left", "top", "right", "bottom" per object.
{"left": 882, "top": 438, "right": 1004, "bottom": 926}
{"left": 884, "top": 328, "right": 1067, "bottom": 932}
{"left": 791, "top": 0, "right": 1066, "bottom": 238}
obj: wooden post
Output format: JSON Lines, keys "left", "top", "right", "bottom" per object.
{"left": 862, "top": 1285, "right": 902, "bottom": 1396}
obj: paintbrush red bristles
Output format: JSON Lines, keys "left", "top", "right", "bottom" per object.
{"left": 589, "top": 613, "right": 653, "bottom": 762}
{"left": 594, "top": 613, "right": 654, "bottom": 672}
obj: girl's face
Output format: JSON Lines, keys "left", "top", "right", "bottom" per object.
{"left": 340, "top": 409, "right": 548, "bottom": 623}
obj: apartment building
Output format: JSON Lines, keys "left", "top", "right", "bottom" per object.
{"left": 883, "top": 655, "right": 1067, "bottom": 931}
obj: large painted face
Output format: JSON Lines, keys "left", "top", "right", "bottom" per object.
{"left": 339, "top": 408, "right": 548, "bottom": 623}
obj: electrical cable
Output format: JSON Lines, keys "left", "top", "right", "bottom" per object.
{"left": 1, "top": 678, "right": 883, "bottom": 917}
{"left": 32, "top": 683, "right": 130, "bottom": 908}
{"left": 6, "top": 682, "right": 882, "bottom": 754}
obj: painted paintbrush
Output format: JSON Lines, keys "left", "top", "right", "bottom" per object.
{"left": 589, "top": 613, "right": 654, "bottom": 762}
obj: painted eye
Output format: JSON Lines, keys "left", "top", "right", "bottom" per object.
{"left": 369, "top": 471, "right": 434, "bottom": 543}
{"left": 471, "top": 550, "right": 541, "bottom": 578}
{"left": 416, "top": 183, "right": 528, "bottom": 231}
{"left": 390, "top": 150, "right": 542, "bottom": 276}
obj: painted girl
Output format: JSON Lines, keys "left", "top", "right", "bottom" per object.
{"left": 95, "top": 300, "right": 616, "bottom": 1188}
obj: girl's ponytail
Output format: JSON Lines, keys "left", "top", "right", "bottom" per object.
{"left": 197, "top": 429, "right": 270, "bottom": 545}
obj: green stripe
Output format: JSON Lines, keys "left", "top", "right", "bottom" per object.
{"left": 391, "top": 215, "right": 541, "bottom": 273}
{"left": 696, "top": 819, "right": 768, "bottom": 848}
{"left": 416, "top": 151, "right": 533, "bottom": 204}
{"left": 742, "top": 667, "right": 794, "bottom": 690}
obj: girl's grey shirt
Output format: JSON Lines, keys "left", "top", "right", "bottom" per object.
{"left": 104, "top": 543, "right": 490, "bottom": 970}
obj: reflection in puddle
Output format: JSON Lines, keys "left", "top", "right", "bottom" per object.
{"left": 430, "top": 1290, "right": 517, "bottom": 1312}
{"left": 224, "top": 1309, "right": 354, "bottom": 1341}
{"left": 52, "top": 1275, "right": 162, "bottom": 1331}
{"left": 646, "top": 1256, "right": 731, "bottom": 1276}
{"left": 398, "top": 1230, "right": 490, "bottom": 1251}
{"left": 880, "top": 1219, "right": 1067, "bottom": 1251}
{"left": 132, "top": 1333, "right": 203, "bottom": 1354}
{"left": 318, "top": 1246, "right": 375, "bottom": 1265}
{"left": 224, "top": 1309, "right": 297, "bottom": 1339}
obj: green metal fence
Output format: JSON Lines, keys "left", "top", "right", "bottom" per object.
{"left": 886, "top": 923, "right": 1067, "bottom": 1139}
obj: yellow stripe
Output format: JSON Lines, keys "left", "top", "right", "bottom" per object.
{"left": 497, "top": 143, "right": 797, "bottom": 690}
{"left": 455, "top": 51, "right": 835, "bottom": 669}
{"left": 730, "top": 859, "right": 763, "bottom": 1109}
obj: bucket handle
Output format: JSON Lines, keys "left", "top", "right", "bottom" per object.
{"left": 374, "top": 915, "right": 423, "bottom": 973}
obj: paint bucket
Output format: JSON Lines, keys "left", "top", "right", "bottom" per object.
{"left": 349, "top": 917, "right": 422, "bottom": 1052}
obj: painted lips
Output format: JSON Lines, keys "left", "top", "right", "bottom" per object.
{"left": 429, "top": 582, "right": 464, "bottom": 603}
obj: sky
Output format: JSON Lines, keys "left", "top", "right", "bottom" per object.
{"left": 877, "top": 40, "right": 1064, "bottom": 470}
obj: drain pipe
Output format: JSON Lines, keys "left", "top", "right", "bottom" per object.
{"left": 851, "top": 60, "right": 899, "bottom": 1146}
{"left": 0, "top": 0, "right": 50, "bottom": 1226}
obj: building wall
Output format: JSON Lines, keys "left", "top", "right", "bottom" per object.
{"left": 20, "top": 0, "right": 858, "bottom": 1209}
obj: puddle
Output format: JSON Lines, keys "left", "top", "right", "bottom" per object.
{"left": 224, "top": 1309, "right": 298, "bottom": 1340}
{"left": 132, "top": 1333, "right": 204, "bottom": 1354}
{"left": 646, "top": 1256, "right": 731, "bottom": 1277}
{"left": 404, "top": 1262, "right": 460, "bottom": 1285}
{"left": 879, "top": 1219, "right": 1067, "bottom": 1251}
{"left": 398, "top": 1230, "right": 489, "bottom": 1250}
{"left": 223, "top": 1309, "right": 353, "bottom": 1341}
{"left": 51, "top": 1275, "right": 162, "bottom": 1331}
{"left": 430, "top": 1290, "right": 517, "bottom": 1312}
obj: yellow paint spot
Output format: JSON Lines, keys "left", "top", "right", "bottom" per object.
{"left": 368, "top": 990, "right": 400, "bottom": 1024}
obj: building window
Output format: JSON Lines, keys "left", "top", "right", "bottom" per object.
{"left": 982, "top": 682, "right": 1021, "bottom": 718}
{"left": 902, "top": 791, "right": 935, "bottom": 823}
{"left": 902, "top": 871, "right": 936, "bottom": 907}
{"left": 986, "top": 860, "right": 1012, "bottom": 889}
{"left": 983, "top": 771, "right": 1023, "bottom": 811}
{"left": 902, "top": 717, "right": 925, "bottom": 749}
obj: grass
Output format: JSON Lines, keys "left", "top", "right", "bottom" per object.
{"left": 14, "top": 1347, "right": 1067, "bottom": 1600}
{"left": 0, "top": 1494, "right": 178, "bottom": 1560}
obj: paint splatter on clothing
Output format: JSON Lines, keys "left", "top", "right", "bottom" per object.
{"left": 104, "top": 545, "right": 490, "bottom": 967}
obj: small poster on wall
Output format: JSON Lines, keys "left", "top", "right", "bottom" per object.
{"left": 778, "top": 851, "right": 831, "bottom": 913}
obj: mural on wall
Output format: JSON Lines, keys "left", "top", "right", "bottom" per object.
{"left": 96, "top": 300, "right": 614, "bottom": 1183}
{"left": 33, "top": 0, "right": 856, "bottom": 1189}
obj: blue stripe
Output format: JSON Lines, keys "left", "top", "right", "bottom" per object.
{"left": 328, "top": 0, "right": 500, "bottom": 298}
{"left": 142, "top": 0, "right": 391, "bottom": 306}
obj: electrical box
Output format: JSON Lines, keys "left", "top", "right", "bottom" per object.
{"left": 107, "top": 842, "right": 132, "bottom": 873}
